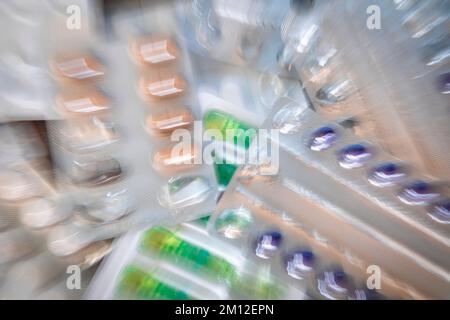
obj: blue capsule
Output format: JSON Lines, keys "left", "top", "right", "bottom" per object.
{"left": 337, "top": 144, "right": 372, "bottom": 169}
{"left": 255, "top": 231, "right": 283, "bottom": 259}
{"left": 398, "top": 180, "right": 440, "bottom": 206}
{"left": 317, "top": 270, "right": 353, "bottom": 300}
{"left": 285, "top": 250, "right": 315, "bottom": 279}
{"left": 308, "top": 126, "right": 338, "bottom": 151}
{"left": 368, "top": 162, "right": 407, "bottom": 187}
{"left": 427, "top": 200, "right": 450, "bottom": 224}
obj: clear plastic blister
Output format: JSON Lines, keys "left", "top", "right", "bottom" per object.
{"left": 85, "top": 217, "right": 305, "bottom": 300}
{"left": 206, "top": 95, "right": 450, "bottom": 299}
{"left": 208, "top": 189, "right": 395, "bottom": 300}
{"left": 0, "top": 122, "right": 108, "bottom": 299}
{"left": 0, "top": 0, "right": 98, "bottom": 122}
{"left": 44, "top": 3, "right": 220, "bottom": 257}
{"left": 289, "top": 0, "right": 450, "bottom": 179}
{"left": 175, "top": 0, "right": 297, "bottom": 78}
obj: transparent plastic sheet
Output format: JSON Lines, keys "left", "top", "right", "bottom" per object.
{"left": 37, "top": 0, "right": 298, "bottom": 268}
{"left": 175, "top": 0, "right": 298, "bottom": 78}
{"left": 85, "top": 218, "right": 305, "bottom": 300}
{"left": 290, "top": 0, "right": 450, "bottom": 179}
{"left": 83, "top": 2, "right": 311, "bottom": 299}
{"left": 0, "top": 122, "right": 109, "bottom": 299}
{"left": 206, "top": 96, "right": 450, "bottom": 299}
{"left": 44, "top": 3, "right": 220, "bottom": 258}
{"left": 182, "top": 21, "right": 306, "bottom": 192}
{"left": 0, "top": 0, "right": 448, "bottom": 301}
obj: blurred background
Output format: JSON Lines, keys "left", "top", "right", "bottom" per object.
{"left": 0, "top": 0, "right": 449, "bottom": 300}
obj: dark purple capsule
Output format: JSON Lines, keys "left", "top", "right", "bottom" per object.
{"left": 427, "top": 200, "right": 450, "bottom": 224}
{"left": 286, "top": 250, "right": 315, "bottom": 279}
{"left": 398, "top": 180, "right": 440, "bottom": 206}
{"left": 337, "top": 144, "right": 372, "bottom": 169}
{"left": 317, "top": 270, "right": 352, "bottom": 300}
{"left": 437, "top": 72, "right": 450, "bottom": 94}
{"left": 308, "top": 126, "right": 338, "bottom": 151}
{"left": 255, "top": 231, "right": 283, "bottom": 259}
{"left": 368, "top": 162, "right": 406, "bottom": 187}
{"left": 332, "top": 271, "right": 348, "bottom": 288}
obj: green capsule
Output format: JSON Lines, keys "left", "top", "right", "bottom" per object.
{"left": 137, "top": 276, "right": 160, "bottom": 299}
{"left": 204, "top": 110, "right": 255, "bottom": 185}
{"left": 159, "top": 176, "right": 212, "bottom": 209}
{"left": 148, "top": 279, "right": 190, "bottom": 300}
{"left": 203, "top": 110, "right": 255, "bottom": 149}
{"left": 193, "top": 215, "right": 211, "bottom": 227}
{"left": 140, "top": 228, "right": 236, "bottom": 282}
{"left": 140, "top": 227, "right": 173, "bottom": 252}
{"left": 117, "top": 265, "right": 146, "bottom": 294}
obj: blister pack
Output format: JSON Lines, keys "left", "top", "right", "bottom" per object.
{"left": 206, "top": 96, "right": 450, "bottom": 299}
{"left": 191, "top": 57, "right": 306, "bottom": 188}
{"left": 0, "top": 122, "right": 110, "bottom": 299}
{"left": 175, "top": 0, "right": 298, "bottom": 78}
{"left": 187, "top": 30, "right": 310, "bottom": 188}
{"left": 85, "top": 216, "right": 306, "bottom": 300}
{"left": 286, "top": 0, "right": 450, "bottom": 179}
{"left": 0, "top": 0, "right": 99, "bottom": 122}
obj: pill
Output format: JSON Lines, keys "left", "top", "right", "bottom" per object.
{"left": 427, "top": 199, "right": 450, "bottom": 224}
{"left": 132, "top": 37, "right": 178, "bottom": 65}
{"left": 316, "top": 80, "right": 354, "bottom": 105}
{"left": 158, "top": 176, "right": 212, "bottom": 209}
{"left": 317, "top": 270, "right": 353, "bottom": 300}
{"left": 271, "top": 103, "right": 307, "bottom": 134}
{"left": 337, "top": 144, "right": 372, "bottom": 169}
{"left": 398, "top": 180, "right": 441, "bottom": 206}
{"left": 368, "top": 162, "right": 407, "bottom": 187}
{"left": 308, "top": 126, "right": 338, "bottom": 151}
{"left": 285, "top": 250, "right": 315, "bottom": 279}
{"left": 0, "top": 170, "right": 43, "bottom": 202}
{"left": 146, "top": 109, "right": 193, "bottom": 136}
{"left": 70, "top": 158, "right": 123, "bottom": 187}
{"left": 51, "top": 54, "right": 104, "bottom": 81}
{"left": 153, "top": 145, "right": 198, "bottom": 172}
{"left": 437, "top": 72, "right": 450, "bottom": 94}
{"left": 214, "top": 207, "right": 253, "bottom": 239}
{"left": 56, "top": 90, "right": 110, "bottom": 115}
{"left": 140, "top": 75, "right": 186, "bottom": 100}
{"left": 255, "top": 231, "right": 283, "bottom": 259}
{"left": 203, "top": 110, "right": 255, "bottom": 148}
{"left": 19, "top": 197, "right": 72, "bottom": 229}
